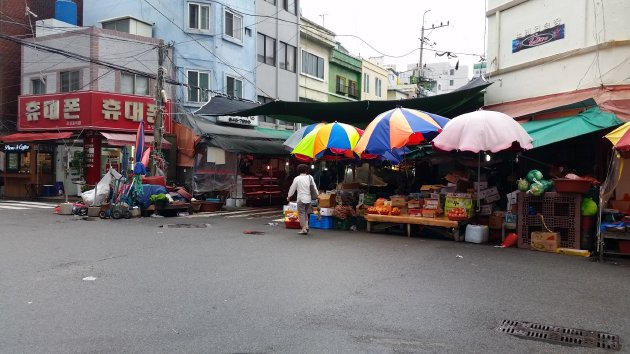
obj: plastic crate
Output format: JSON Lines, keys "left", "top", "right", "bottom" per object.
{"left": 517, "top": 192, "right": 581, "bottom": 249}
{"left": 335, "top": 216, "right": 356, "bottom": 230}
{"left": 285, "top": 221, "right": 301, "bottom": 229}
{"left": 309, "top": 215, "right": 334, "bottom": 229}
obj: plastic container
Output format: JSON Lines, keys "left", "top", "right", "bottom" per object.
{"left": 553, "top": 178, "right": 591, "bottom": 194}
{"left": 225, "top": 198, "right": 236, "bottom": 208}
{"left": 465, "top": 224, "right": 489, "bottom": 243}
{"left": 285, "top": 221, "right": 301, "bottom": 229}
{"left": 309, "top": 215, "right": 334, "bottom": 229}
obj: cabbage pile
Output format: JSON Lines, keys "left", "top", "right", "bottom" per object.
{"left": 517, "top": 169, "right": 554, "bottom": 196}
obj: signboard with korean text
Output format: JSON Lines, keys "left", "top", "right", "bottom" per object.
{"left": 18, "top": 91, "right": 172, "bottom": 133}
{"left": 217, "top": 116, "right": 259, "bottom": 126}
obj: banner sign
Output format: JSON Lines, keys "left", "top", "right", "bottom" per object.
{"left": 217, "top": 116, "right": 259, "bottom": 126}
{"left": 512, "top": 24, "right": 565, "bottom": 53}
{"left": 3, "top": 143, "right": 30, "bottom": 152}
{"left": 18, "top": 91, "right": 172, "bottom": 133}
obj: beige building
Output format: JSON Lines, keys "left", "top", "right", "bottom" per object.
{"left": 361, "top": 58, "right": 388, "bottom": 101}
{"left": 298, "top": 17, "right": 336, "bottom": 102}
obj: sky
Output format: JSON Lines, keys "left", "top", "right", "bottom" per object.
{"left": 300, "top": 0, "right": 487, "bottom": 77}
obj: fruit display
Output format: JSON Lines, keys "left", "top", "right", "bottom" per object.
{"left": 390, "top": 207, "right": 401, "bottom": 216}
{"left": 447, "top": 207, "right": 469, "bottom": 221}
{"left": 284, "top": 210, "right": 299, "bottom": 221}
{"left": 333, "top": 205, "right": 356, "bottom": 220}
{"left": 520, "top": 169, "right": 553, "bottom": 196}
{"left": 367, "top": 205, "right": 400, "bottom": 216}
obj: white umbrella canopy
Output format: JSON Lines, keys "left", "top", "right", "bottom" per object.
{"left": 432, "top": 110, "right": 533, "bottom": 153}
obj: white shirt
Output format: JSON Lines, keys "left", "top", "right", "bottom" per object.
{"left": 288, "top": 174, "right": 318, "bottom": 204}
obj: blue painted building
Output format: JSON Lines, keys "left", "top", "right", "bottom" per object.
{"left": 83, "top": 0, "right": 257, "bottom": 111}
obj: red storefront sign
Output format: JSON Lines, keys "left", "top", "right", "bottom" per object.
{"left": 18, "top": 91, "right": 172, "bottom": 133}
{"left": 84, "top": 131, "right": 102, "bottom": 185}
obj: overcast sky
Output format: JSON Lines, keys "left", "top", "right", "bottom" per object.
{"left": 300, "top": 0, "right": 487, "bottom": 76}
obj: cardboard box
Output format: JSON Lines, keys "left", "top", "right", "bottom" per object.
{"left": 474, "top": 181, "right": 488, "bottom": 190}
{"left": 318, "top": 193, "right": 336, "bottom": 208}
{"left": 408, "top": 200, "right": 422, "bottom": 209}
{"left": 429, "top": 193, "right": 441, "bottom": 200}
{"left": 530, "top": 231, "right": 560, "bottom": 252}
{"left": 424, "top": 198, "right": 441, "bottom": 210}
{"left": 390, "top": 196, "right": 407, "bottom": 207}
{"left": 421, "top": 209, "right": 441, "bottom": 218}
{"left": 478, "top": 187, "right": 499, "bottom": 200}
{"left": 409, "top": 208, "right": 423, "bottom": 216}
{"left": 484, "top": 193, "right": 501, "bottom": 204}
{"left": 319, "top": 207, "right": 335, "bottom": 216}
{"left": 420, "top": 184, "right": 444, "bottom": 192}
{"left": 444, "top": 194, "right": 474, "bottom": 216}
{"left": 489, "top": 212, "right": 505, "bottom": 229}
{"left": 610, "top": 200, "right": 630, "bottom": 212}
{"left": 479, "top": 204, "right": 493, "bottom": 216}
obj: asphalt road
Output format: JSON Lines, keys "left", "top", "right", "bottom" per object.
{"left": 0, "top": 203, "right": 629, "bottom": 353}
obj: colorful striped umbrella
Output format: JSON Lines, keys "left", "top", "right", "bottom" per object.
{"left": 605, "top": 121, "right": 630, "bottom": 157}
{"left": 291, "top": 122, "right": 362, "bottom": 160}
{"left": 354, "top": 107, "right": 450, "bottom": 155}
{"left": 282, "top": 123, "right": 325, "bottom": 151}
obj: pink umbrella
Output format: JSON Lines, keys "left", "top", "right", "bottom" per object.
{"left": 432, "top": 110, "right": 533, "bottom": 153}
{"left": 432, "top": 110, "right": 533, "bottom": 210}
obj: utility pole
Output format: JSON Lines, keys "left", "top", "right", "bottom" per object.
{"left": 151, "top": 40, "right": 167, "bottom": 176}
{"left": 417, "top": 10, "right": 449, "bottom": 83}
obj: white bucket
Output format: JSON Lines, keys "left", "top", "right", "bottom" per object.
{"left": 225, "top": 198, "right": 236, "bottom": 208}
{"left": 465, "top": 224, "right": 489, "bottom": 244}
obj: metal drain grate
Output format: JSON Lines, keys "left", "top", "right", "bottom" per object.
{"left": 496, "top": 320, "right": 621, "bottom": 351}
{"left": 161, "top": 224, "right": 210, "bottom": 228}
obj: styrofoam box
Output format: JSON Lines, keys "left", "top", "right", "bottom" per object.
{"left": 319, "top": 207, "right": 335, "bottom": 216}
{"left": 478, "top": 187, "right": 499, "bottom": 199}
{"left": 465, "top": 224, "right": 489, "bottom": 243}
{"left": 484, "top": 193, "right": 501, "bottom": 203}
{"left": 283, "top": 202, "right": 298, "bottom": 212}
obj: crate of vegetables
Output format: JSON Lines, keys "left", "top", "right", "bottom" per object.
{"left": 447, "top": 207, "right": 469, "bottom": 221}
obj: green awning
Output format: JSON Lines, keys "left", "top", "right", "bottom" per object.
{"left": 255, "top": 127, "right": 294, "bottom": 140}
{"left": 522, "top": 107, "right": 622, "bottom": 148}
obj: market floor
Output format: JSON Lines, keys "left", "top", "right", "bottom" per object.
{"left": 1, "top": 207, "right": 629, "bottom": 353}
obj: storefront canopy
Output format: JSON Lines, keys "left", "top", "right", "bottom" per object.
{"left": 202, "top": 80, "right": 491, "bottom": 125}
{"left": 521, "top": 107, "right": 622, "bottom": 148}
{"left": 0, "top": 132, "right": 73, "bottom": 143}
{"left": 100, "top": 132, "right": 171, "bottom": 148}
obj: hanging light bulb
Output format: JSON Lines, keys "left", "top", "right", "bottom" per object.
{"left": 285, "top": 161, "right": 289, "bottom": 166}
{"left": 310, "top": 164, "right": 315, "bottom": 169}
{"left": 485, "top": 153, "right": 492, "bottom": 162}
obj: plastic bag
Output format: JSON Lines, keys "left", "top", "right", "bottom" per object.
{"left": 80, "top": 169, "right": 121, "bottom": 205}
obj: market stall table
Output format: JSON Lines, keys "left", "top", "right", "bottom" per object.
{"left": 365, "top": 214, "right": 467, "bottom": 241}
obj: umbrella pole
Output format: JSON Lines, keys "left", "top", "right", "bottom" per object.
{"left": 477, "top": 152, "right": 481, "bottom": 212}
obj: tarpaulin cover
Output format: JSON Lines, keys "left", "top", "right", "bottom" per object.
{"left": 193, "top": 144, "right": 238, "bottom": 193}
{"left": 522, "top": 107, "right": 622, "bottom": 148}
{"left": 205, "top": 136, "right": 288, "bottom": 155}
{"left": 224, "top": 81, "right": 491, "bottom": 125}
{"left": 195, "top": 95, "right": 260, "bottom": 116}
{"left": 135, "top": 184, "right": 168, "bottom": 209}
{"left": 174, "top": 123, "right": 200, "bottom": 167}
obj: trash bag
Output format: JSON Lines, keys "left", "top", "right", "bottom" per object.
{"left": 80, "top": 169, "right": 122, "bottom": 205}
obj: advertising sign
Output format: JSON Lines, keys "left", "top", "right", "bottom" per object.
{"left": 18, "top": 91, "right": 172, "bottom": 133}
{"left": 512, "top": 24, "right": 565, "bottom": 53}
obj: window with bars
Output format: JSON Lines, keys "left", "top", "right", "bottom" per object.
{"left": 187, "top": 70, "right": 210, "bottom": 103}
{"left": 375, "top": 78, "right": 382, "bottom": 97}
{"left": 336, "top": 76, "right": 347, "bottom": 94}
{"left": 224, "top": 10, "right": 243, "bottom": 42}
{"left": 302, "top": 50, "right": 324, "bottom": 79}
{"left": 257, "top": 33, "right": 276, "bottom": 66}
{"left": 187, "top": 2, "right": 210, "bottom": 32}
{"left": 60, "top": 71, "right": 80, "bottom": 92}
{"left": 348, "top": 80, "right": 358, "bottom": 98}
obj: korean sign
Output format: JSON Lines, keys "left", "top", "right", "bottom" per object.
{"left": 18, "top": 91, "right": 172, "bottom": 133}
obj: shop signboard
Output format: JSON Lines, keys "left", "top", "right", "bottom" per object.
{"left": 217, "top": 116, "right": 259, "bottom": 126}
{"left": 3, "top": 143, "right": 31, "bottom": 152}
{"left": 17, "top": 91, "right": 172, "bottom": 133}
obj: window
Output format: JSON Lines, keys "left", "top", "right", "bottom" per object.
{"left": 279, "top": 42, "right": 296, "bottom": 72}
{"left": 121, "top": 73, "right": 149, "bottom": 96}
{"left": 375, "top": 78, "right": 382, "bottom": 97}
{"left": 301, "top": 50, "right": 324, "bottom": 79}
{"left": 450, "top": 69, "right": 455, "bottom": 75}
{"left": 348, "top": 80, "right": 358, "bottom": 98}
{"left": 257, "top": 95, "right": 276, "bottom": 123}
{"left": 187, "top": 70, "right": 210, "bottom": 103}
{"left": 188, "top": 2, "right": 210, "bottom": 31}
{"left": 226, "top": 76, "right": 243, "bottom": 98}
{"left": 363, "top": 73, "right": 369, "bottom": 93}
{"left": 264, "top": 0, "right": 276, "bottom": 4}
{"left": 32, "top": 79, "right": 45, "bottom": 94}
{"left": 103, "top": 18, "right": 130, "bottom": 33}
{"left": 257, "top": 33, "right": 276, "bottom": 66}
{"left": 449, "top": 79, "right": 454, "bottom": 86}
{"left": 60, "top": 71, "right": 80, "bottom": 92}
{"left": 224, "top": 10, "right": 243, "bottom": 41}
{"left": 283, "top": 0, "right": 296, "bottom": 14}
{"left": 336, "top": 76, "right": 347, "bottom": 94}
